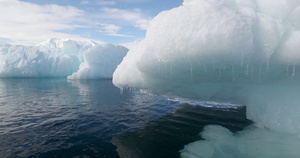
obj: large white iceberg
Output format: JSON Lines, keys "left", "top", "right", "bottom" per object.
{"left": 112, "top": 0, "right": 300, "bottom": 157}
{"left": 113, "top": 0, "right": 300, "bottom": 132}
{"left": 0, "top": 38, "right": 128, "bottom": 78}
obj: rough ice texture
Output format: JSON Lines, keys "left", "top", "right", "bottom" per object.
{"left": 113, "top": 0, "right": 300, "bottom": 135}
{"left": 0, "top": 38, "right": 128, "bottom": 78}
{"left": 68, "top": 44, "right": 128, "bottom": 79}
{"left": 180, "top": 125, "right": 300, "bottom": 158}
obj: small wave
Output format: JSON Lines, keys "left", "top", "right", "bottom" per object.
{"left": 167, "top": 98, "right": 243, "bottom": 109}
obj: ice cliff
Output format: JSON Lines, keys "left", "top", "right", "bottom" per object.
{"left": 0, "top": 38, "right": 128, "bottom": 78}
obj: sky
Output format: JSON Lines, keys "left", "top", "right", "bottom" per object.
{"left": 0, "top": 0, "right": 183, "bottom": 46}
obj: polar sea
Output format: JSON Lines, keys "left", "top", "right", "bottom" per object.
{"left": 0, "top": 78, "right": 251, "bottom": 158}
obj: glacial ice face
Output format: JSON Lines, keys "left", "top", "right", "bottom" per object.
{"left": 0, "top": 38, "right": 128, "bottom": 78}
{"left": 113, "top": 0, "right": 300, "bottom": 135}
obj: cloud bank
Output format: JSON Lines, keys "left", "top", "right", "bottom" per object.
{"left": 0, "top": 0, "right": 87, "bottom": 44}
{"left": 0, "top": 0, "right": 151, "bottom": 44}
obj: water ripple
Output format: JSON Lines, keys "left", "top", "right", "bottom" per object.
{"left": 0, "top": 78, "right": 181, "bottom": 157}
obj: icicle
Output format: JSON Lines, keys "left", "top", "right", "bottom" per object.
{"left": 292, "top": 64, "right": 296, "bottom": 81}
{"left": 286, "top": 65, "right": 289, "bottom": 76}
{"left": 170, "top": 60, "right": 173, "bottom": 76}
{"left": 241, "top": 52, "right": 244, "bottom": 67}
{"left": 259, "top": 66, "right": 262, "bottom": 83}
{"left": 164, "top": 62, "right": 167, "bottom": 74}
{"left": 172, "top": 59, "right": 176, "bottom": 75}
{"left": 232, "top": 64, "right": 235, "bottom": 82}
{"left": 266, "top": 60, "right": 269, "bottom": 73}
{"left": 219, "top": 65, "right": 222, "bottom": 80}
{"left": 144, "top": 80, "right": 147, "bottom": 88}
{"left": 159, "top": 59, "right": 161, "bottom": 75}
{"left": 190, "top": 63, "right": 193, "bottom": 80}
{"left": 129, "top": 87, "right": 135, "bottom": 94}
{"left": 246, "top": 64, "right": 249, "bottom": 76}
{"left": 251, "top": 66, "right": 254, "bottom": 79}
{"left": 120, "top": 87, "right": 124, "bottom": 95}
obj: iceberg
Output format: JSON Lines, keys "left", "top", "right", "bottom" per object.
{"left": 68, "top": 43, "right": 128, "bottom": 79}
{"left": 113, "top": 0, "right": 300, "bottom": 133}
{"left": 112, "top": 0, "right": 300, "bottom": 157}
{"left": 38, "top": 38, "right": 98, "bottom": 63}
{"left": 0, "top": 38, "right": 128, "bottom": 78}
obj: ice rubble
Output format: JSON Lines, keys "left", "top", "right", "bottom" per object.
{"left": 0, "top": 38, "right": 128, "bottom": 78}
{"left": 112, "top": 0, "right": 300, "bottom": 157}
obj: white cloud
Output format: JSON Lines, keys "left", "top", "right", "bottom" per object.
{"left": 0, "top": 0, "right": 151, "bottom": 44}
{"left": 97, "top": 0, "right": 116, "bottom": 5}
{"left": 81, "top": 0, "right": 89, "bottom": 5}
{"left": 0, "top": 0, "right": 90, "bottom": 44}
{"left": 118, "top": 0, "right": 151, "bottom": 3}
{"left": 100, "top": 7, "right": 151, "bottom": 30}
{"left": 99, "top": 24, "right": 133, "bottom": 37}
{"left": 99, "top": 24, "right": 121, "bottom": 34}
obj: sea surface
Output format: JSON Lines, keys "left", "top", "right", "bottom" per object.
{"left": 0, "top": 78, "right": 252, "bottom": 158}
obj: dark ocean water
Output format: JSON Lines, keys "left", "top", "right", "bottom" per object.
{"left": 0, "top": 78, "right": 252, "bottom": 158}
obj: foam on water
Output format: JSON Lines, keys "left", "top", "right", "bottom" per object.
{"left": 167, "top": 98, "right": 242, "bottom": 109}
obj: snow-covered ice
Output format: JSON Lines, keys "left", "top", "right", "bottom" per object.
{"left": 0, "top": 38, "right": 128, "bottom": 78}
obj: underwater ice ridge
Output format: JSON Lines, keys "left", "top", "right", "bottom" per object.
{"left": 112, "top": 0, "right": 300, "bottom": 157}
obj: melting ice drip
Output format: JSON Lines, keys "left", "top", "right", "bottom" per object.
{"left": 113, "top": 0, "right": 300, "bottom": 157}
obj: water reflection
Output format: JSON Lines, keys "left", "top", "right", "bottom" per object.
{"left": 112, "top": 104, "right": 252, "bottom": 158}
{"left": 0, "top": 78, "right": 181, "bottom": 157}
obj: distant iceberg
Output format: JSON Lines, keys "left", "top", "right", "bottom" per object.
{"left": 0, "top": 38, "right": 128, "bottom": 78}
{"left": 112, "top": 0, "right": 300, "bottom": 157}
{"left": 68, "top": 43, "right": 128, "bottom": 79}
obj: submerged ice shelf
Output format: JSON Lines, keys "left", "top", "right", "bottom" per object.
{"left": 0, "top": 38, "right": 128, "bottom": 78}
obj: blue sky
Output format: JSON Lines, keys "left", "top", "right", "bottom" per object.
{"left": 0, "top": 0, "right": 182, "bottom": 45}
